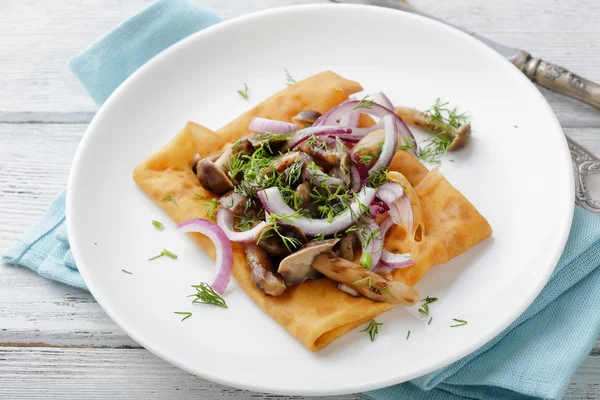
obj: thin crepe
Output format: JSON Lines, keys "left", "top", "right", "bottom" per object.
{"left": 133, "top": 71, "right": 491, "bottom": 351}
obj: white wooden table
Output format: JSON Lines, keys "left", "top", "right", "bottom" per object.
{"left": 1, "top": 1, "right": 599, "bottom": 398}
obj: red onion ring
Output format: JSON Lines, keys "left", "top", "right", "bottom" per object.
{"left": 349, "top": 151, "right": 368, "bottom": 192}
{"left": 368, "top": 114, "right": 398, "bottom": 175}
{"left": 378, "top": 215, "right": 415, "bottom": 269}
{"left": 313, "top": 100, "right": 416, "bottom": 155}
{"left": 257, "top": 186, "right": 376, "bottom": 236}
{"left": 337, "top": 283, "right": 360, "bottom": 297}
{"left": 371, "top": 92, "right": 394, "bottom": 111}
{"left": 376, "top": 183, "right": 413, "bottom": 230}
{"left": 216, "top": 209, "right": 268, "bottom": 242}
{"left": 248, "top": 117, "right": 297, "bottom": 134}
{"left": 177, "top": 218, "right": 233, "bottom": 295}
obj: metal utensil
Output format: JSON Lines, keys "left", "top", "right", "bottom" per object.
{"left": 331, "top": 0, "right": 600, "bottom": 213}
{"left": 331, "top": 0, "right": 600, "bottom": 111}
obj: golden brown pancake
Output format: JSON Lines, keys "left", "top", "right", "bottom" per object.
{"left": 133, "top": 71, "right": 491, "bottom": 350}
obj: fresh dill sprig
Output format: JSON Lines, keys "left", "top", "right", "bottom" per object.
{"left": 359, "top": 154, "right": 373, "bottom": 164}
{"left": 188, "top": 282, "right": 228, "bottom": 308}
{"left": 174, "top": 311, "right": 192, "bottom": 321}
{"left": 407, "top": 330, "right": 411, "bottom": 340}
{"left": 257, "top": 212, "right": 304, "bottom": 253}
{"left": 237, "top": 83, "right": 249, "bottom": 100}
{"left": 121, "top": 269, "right": 132, "bottom": 275}
{"left": 151, "top": 220, "right": 164, "bottom": 230}
{"left": 149, "top": 248, "right": 178, "bottom": 261}
{"left": 193, "top": 193, "right": 205, "bottom": 200}
{"left": 285, "top": 68, "right": 296, "bottom": 86}
{"left": 353, "top": 95, "right": 376, "bottom": 110}
{"left": 360, "top": 319, "right": 383, "bottom": 342}
{"left": 366, "top": 167, "right": 389, "bottom": 188}
{"left": 360, "top": 251, "right": 372, "bottom": 269}
{"left": 417, "top": 98, "right": 470, "bottom": 164}
{"left": 418, "top": 296, "right": 438, "bottom": 317}
{"left": 204, "top": 198, "right": 218, "bottom": 219}
{"left": 160, "top": 194, "right": 178, "bottom": 206}
{"left": 451, "top": 318, "right": 468, "bottom": 328}
{"left": 428, "top": 317, "right": 433, "bottom": 325}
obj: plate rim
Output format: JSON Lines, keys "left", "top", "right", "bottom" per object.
{"left": 66, "top": 3, "right": 575, "bottom": 395}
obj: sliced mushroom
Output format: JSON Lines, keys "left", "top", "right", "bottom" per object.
{"left": 353, "top": 129, "right": 385, "bottom": 169}
{"left": 277, "top": 239, "right": 339, "bottom": 285}
{"left": 232, "top": 138, "right": 255, "bottom": 155}
{"left": 312, "top": 252, "right": 419, "bottom": 305}
{"left": 292, "top": 110, "right": 322, "bottom": 126}
{"left": 249, "top": 132, "right": 289, "bottom": 153}
{"left": 244, "top": 243, "right": 287, "bottom": 296}
{"left": 331, "top": 139, "right": 352, "bottom": 187}
{"left": 196, "top": 158, "right": 234, "bottom": 195}
{"left": 338, "top": 232, "right": 358, "bottom": 262}
{"left": 297, "top": 140, "right": 340, "bottom": 171}
{"left": 448, "top": 124, "right": 471, "bottom": 151}
{"left": 272, "top": 151, "right": 306, "bottom": 172}
{"left": 256, "top": 222, "right": 308, "bottom": 257}
{"left": 296, "top": 181, "right": 311, "bottom": 209}
{"left": 394, "top": 106, "right": 471, "bottom": 152}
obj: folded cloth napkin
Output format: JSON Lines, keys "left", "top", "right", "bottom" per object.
{"left": 3, "top": 1, "right": 600, "bottom": 398}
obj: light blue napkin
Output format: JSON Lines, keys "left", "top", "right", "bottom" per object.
{"left": 3, "top": 1, "right": 600, "bottom": 398}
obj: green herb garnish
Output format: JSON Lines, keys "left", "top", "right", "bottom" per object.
{"left": 353, "top": 276, "right": 373, "bottom": 288}
{"left": 285, "top": 68, "right": 296, "bottom": 86}
{"left": 360, "top": 251, "right": 372, "bottom": 269}
{"left": 361, "top": 319, "right": 383, "bottom": 342}
{"left": 407, "top": 330, "right": 411, "bottom": 340}
{"left": 237, "top": 83, "right": 249, "bottom": 100}
{"left": 149, "top": 248, "right": 178, "bottom": 261}
{"left": 451, "top": 318, "right": 468, "bottom": 328}
{"left": 428, "top": 317, "right": 433, "bottom": 325}
{"left": 366, "top": 167, "right": 389, "bottom": 188}
{"left": 188, "top": 282, "right": 228, "bottom": 308}
{"left": 353, "top": 95, "right": 375, "bottom": 110}
{"left": 204, "top": 198, "right": 218, "bottom": 219}
{"left": 418, "top": 296, "right": 438, "bottom": 317}
{"left": 193, "top": 193, "right": 205, "bottom": 200}
{"left": 121, "top": 269, "right": 132, "bottom": 275}
{"left": 152, "top": 220, "right": 164, "bottom": 230}
{"left": 160, "top": 194, "right": 178, "bottom": 206}
{"left": 174, "top": 311, "right": 192, "bottom": 321}
{"left": 257, "top": 211, "right": 304, "bottom": 253}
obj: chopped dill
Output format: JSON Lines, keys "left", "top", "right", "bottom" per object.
{"left": 451, "top": 318, "right": 468, "bottom": 328}
{"left": 353, "top": 94, "right": 376, "bottom": 110}
{"left": 193, "top": 193, "right": 205, "bottom": 200}
{"left": 188, "top": 282, "right": 228, "bottom": 308}
{"left": 160, "top": 194, "right": 178, "bottom": 206}
{"left": 285, "top": 68, "right": 296, "bottom": 86}
{"left": 121, "top": 269, "right": 132, "bottom": 275}
{"left": 174, "top": 311, "right": 192, "bottom": 321}
{"left": 204, "top": 198, "right": 218, "bottom": 219}
{"left": 407, "top": 330, "right": 411, "bottom": 340}
{"left": 237, "top": 83, "right": 249, "bottom": 100}
{"left": 360, "top": 319, "right": 383, "bottom": 342}
{"left": 148, "top": 248, "right": 178, "bottom": 261}
{"left": 151, "top": 220, "right": 164, "bottom": 230}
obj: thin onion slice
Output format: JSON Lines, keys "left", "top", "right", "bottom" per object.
{"left": 372, "top": 92, "right": 394, "bottom": 111}
{"left": 248, "top": 117, "right": 297, "bottom": 133}
{"left": 367, "top": 114, "right": 398, "bottom": 175}
{"left": 216, "top": 209, "right": 268, "bottom": 242}
{"left": 337, "top": 283, "right": 360, "bottom": 297}
{"left": 378, "top": 215, "right": 415, "bottom": 269}
{"left": 304, "top": 166, "right": 344, "bottom": 188}
{"left": 177, "top": 218, "right": 233, "bottom": 295}
{"left": 314, "top": 100, "right": 416, "bottom": 155}
{"left": 349, "top": 151, "right": 368, "bottom": 192}
{"left": 376, "top": 183, "right": 413, "bottom": 230}
{"left": 257, "top": 187, "right": 376, "bottom": 236}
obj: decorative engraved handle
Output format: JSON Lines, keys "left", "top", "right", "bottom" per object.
{"left": 513, "top": 51, "right": 600, "bottom": 110}
{"left": 568, "top": 137, "right": 600, "bottom": 214}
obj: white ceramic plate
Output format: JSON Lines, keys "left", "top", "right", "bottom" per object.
{"left": 67, "top": 4, "right": 574, "bottom": 396}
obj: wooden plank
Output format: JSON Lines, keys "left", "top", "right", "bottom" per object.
{"left": 0, "top": 0, "right": 598, "bottom": 127}
{"left": 0, "top": 347, "right": 359, "bottom": 400}
{"left": 0, "top": 346, "right": 597, "bottom": 399}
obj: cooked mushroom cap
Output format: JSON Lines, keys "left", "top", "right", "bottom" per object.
{"left": 296, "top": 181, "right": 311, "bottom": 209}
{"left": 297, "top": 141, "right": 340, "bottom": 171}
{"left": 196, "top": 159, "right": 234, "bottom": 195}
{"left": 256, "top": 223, "right": 308, "bottom": 257}
{"left": 248, "top": 133, "right": 289, "bottom": 153}
{"left": 277, "top": 239, "right": 339, "bottom": 285}
{"left": 449, "top": 124, "right": 471, "bottom": 151}
{"left": 292, "top": 110, "right": 322, "bottom": 125}
{"left": 338, "top": 232, "right": 358, "bottom": 262}
{"left": 244, "top": 243, "right": 287, "bottom": 296}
